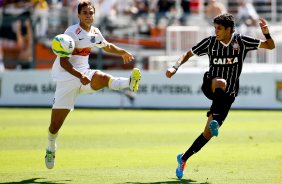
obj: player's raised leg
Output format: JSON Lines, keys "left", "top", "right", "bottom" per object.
{"left": 129, "top": 68, "right": 141, "bottom": 92}
{"left": 91, "top": 69, "right": 141, "bottom": 92}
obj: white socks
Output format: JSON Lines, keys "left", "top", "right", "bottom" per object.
{"left": 108, "top": 77, "right": 129, "bottom": 90}
{"left": 48, "top": 131, "right": 58, "bottom": 152}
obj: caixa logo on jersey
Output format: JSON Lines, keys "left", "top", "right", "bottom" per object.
{"left": 212, "top": 57, "right": 238, "bottom": 65}
{"left": 276, "top": 81, "right": 282, "bottom": 102}
{"left": 90, "top": 36, "right": 96, "bottom": 43}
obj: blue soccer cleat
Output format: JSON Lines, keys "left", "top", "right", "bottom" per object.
{"left": 176, "top": 153, "right": 186, "bottom": 179}
{"left": 209, "top": 120, "right": 219, "bottom": 137}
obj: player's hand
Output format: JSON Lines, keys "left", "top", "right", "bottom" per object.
{"left": 121, "top": 51, "right": 134, "bottom": 64}
{"left": 259, "top": 18, "right": 269, "bottom": 34}
{"left": 166, "top": 67, "right": 177, "bottom": 78}
{"left": 80, "top": 74, "right": 91, "bottom": 85}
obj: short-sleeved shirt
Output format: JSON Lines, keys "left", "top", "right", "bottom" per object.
{"left": 191, "top": 33, "right": 261, "bottom": 97}
{"left": 51, "top": 24, "right": 109, "bottom": 82}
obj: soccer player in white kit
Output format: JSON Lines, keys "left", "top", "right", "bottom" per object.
{"left": 45, "top": 0, "right": 141, "bottom": 169}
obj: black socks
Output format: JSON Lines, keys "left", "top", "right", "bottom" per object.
{"left": 210, "top": 88, "right": 226, "bottom": 125}
{"left": 181, "top": 133, "right": 209, "bottom": 161}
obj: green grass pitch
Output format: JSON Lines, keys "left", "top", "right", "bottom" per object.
{"left": 0, "top": 108, "right": 281, "bottom": 184}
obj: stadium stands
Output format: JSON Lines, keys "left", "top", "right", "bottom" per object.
{"left": 0, "top": 0, "right": 281, "bottom": 70}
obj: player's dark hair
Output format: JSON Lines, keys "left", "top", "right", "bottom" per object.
{"left": 78, "top": 0, "right": 95, "bottom": 14}
{"left": 213, "top": 13, "right": 235, "bottom": 33}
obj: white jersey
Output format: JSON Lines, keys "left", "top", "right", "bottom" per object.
{"left": 51, "top": 24, "right": 109, "bottom": 81}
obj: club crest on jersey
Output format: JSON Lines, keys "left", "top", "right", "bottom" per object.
{"left": 76, "top": 27, "right": 82, "bottom": 35}
{"left": 90, "top": 36, "right": 96, "bottom": 43}
{"left": 213, "top": 57, "right": 238, "bottom": 65}
{"left": 232, "top": 41, "right": 240, "bottom": 51}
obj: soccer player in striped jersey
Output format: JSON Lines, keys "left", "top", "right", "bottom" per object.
{"left": 166, "top": 13, "right": 275, "bottom": 179}
{"left": 45, "top": 0, "right": 141, "bottom": 169}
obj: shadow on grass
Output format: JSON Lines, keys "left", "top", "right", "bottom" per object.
{"left": 122, "top": 178, "right": 211, "bottom": 184}
{"left": 0, "top": 178, "right": 72, "bottom": 184}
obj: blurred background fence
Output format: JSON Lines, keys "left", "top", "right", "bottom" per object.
{"left": 148, "top": 25, "right": 282, "bottom": 71}
{"left": 0, "top": 0, "right": 282, "bottom": 71}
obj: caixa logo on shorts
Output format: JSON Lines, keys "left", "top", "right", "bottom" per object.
{"left": 276, "top": 81, "right": 282, "bottom": 102}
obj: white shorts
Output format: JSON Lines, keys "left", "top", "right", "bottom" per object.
{"left": 52, "top": 70, "right": 98, "bottom": 110}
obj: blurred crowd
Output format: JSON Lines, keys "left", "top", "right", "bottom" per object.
{"left": 0, "top": 0, "right": 46, "bottom": 70}
{"left": 0, "top": 0, "right": 280, "bottom": 71}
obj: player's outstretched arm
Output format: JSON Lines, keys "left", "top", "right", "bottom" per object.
{"left": 60, "top": 57, "right": 90, "bottom": 85}
{"left": 258, "top": 18, "right": 275, "bottom": 50}
{"left": 166, "top": 50, "right": 193, "bottom": 78}
{"left": 102, "top": 43, "right": 134, "bottom": 64}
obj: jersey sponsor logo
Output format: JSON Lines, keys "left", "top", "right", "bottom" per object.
{"left": 72, "top": 47, "right": 91, "bottom": 56}
{"left": 276, "top": 81, "right": 282, "bottom": 102}
{"left": 213, "top": 57, "right": 238, "bottom": 65}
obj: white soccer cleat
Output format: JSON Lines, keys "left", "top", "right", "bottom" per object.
{"left": 129, "top": 68, "right": 141, "bottom": 92}
{"left": 45, "top": 148, "right": 55, "bottom": 169}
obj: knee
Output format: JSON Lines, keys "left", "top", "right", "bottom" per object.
{"left": 99, "top": 74, "right": 110, "bottom": 85}
{"left": 212, "top": 78, "right": 227, "bottom": 92}
{"left": 91, "top": 72, "right": 111, "bottom": 90}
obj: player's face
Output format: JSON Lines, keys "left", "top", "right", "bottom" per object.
{"left": 78, "top": 5, "right": 95, "bottom": 26}
{"left": 214, "top": 23, "right": 231, "bottom": 42}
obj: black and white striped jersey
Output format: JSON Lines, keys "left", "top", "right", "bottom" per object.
{"left": 191, "top": 33, "right": 261, "bottom": 97}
